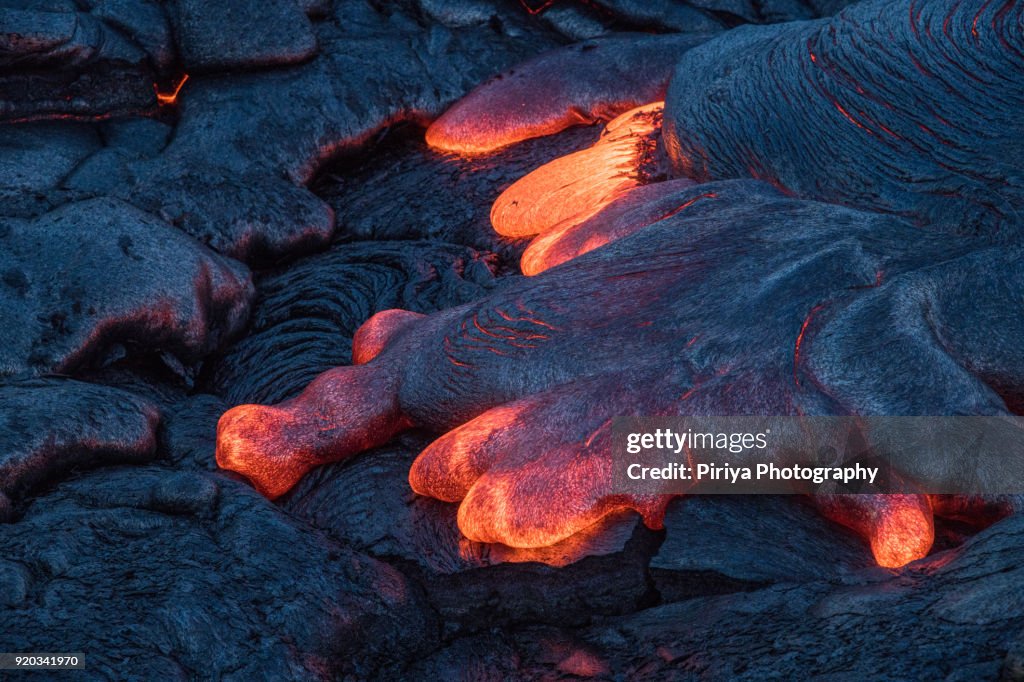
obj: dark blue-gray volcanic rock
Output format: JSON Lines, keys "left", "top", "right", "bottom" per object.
{"left": 0, "top": 3, "right": 162, "bottom": 121}
{"left": 404, "top": 513, "right": 1024, "bottom": 679}
{"left": 533, "top": 3, "right": 615, "bottom": 40}
{"left": 804, "top": 242, "right": 1024, "bottom": 417}
{"left": 593, "top": 0, "right": 725, "bottom": 31}
{"left": 159, "top": 392, "right": 230, "bottom": 471}
{"left": 170, "top": 0, "right": 317, "bottom": 71}
{"left": 0, "top": 122, "right": 100, "bottom": 214}
{"left": 0, "top": 466, "right": 436, "bottom": 679}
{"left": 208, "top": 241, "right": 501, "bottom": 406}
{"left": 595, "top": 0, "right": 858, "bottom": 29}
{"left": 400, "top": 631, "right": 524, "bottom": 681}
{"left": 651, "top": 496, "right": 879, "bottom": 601}
{"left": 664, "top": 0, "right": 1024, "bottom": 237}
{"left": 0, "top": 0, "right": 881, "bottom": 258}
{"left": 82, "top": 0, "right": 176, "bottom": 71}
{"left": 546, "top": 513, "right": 1024, "bottom": 680}
{"left": 6, "top": 0, "right": 1024, "bottom": 678}
{"left": 0, "top": 378, "right": 158, "bottom": 514}
{"left": 0, "top": 198, "right": 253, "bottom": 377}
{"left": 1, "top": 1, "right": 576, "bottom": 262}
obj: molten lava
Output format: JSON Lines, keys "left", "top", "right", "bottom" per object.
{"left": 409, "top": 403, "right": 530, "bottom": 503}
{"left": 219, "top": 310, "right": 941, "bottom": 568}
{"left": 214, "top": 0, "right": 1019, "bottom": 573}
{"left": 352, "top": 309, "right": 425, "bottom": 365}
{"left": 155, "top": 74, "right": 190, "bottom": 106}
{"left": 486, "top": 102, "right": 715, "bottom": 275}
{"left": 216, "top": 362, "right": 410, "bottom": 499}
{"left": 520, "top": 179, "right": 710, "bottom": 275}
{"left": 491, "top": 102, "right": 662, "bottom": 241}
{"left": 408, "top": 381, "right": 674, "bottom": 550}
{"left": 423, "top": 30, "right": 702, "bottom": 156}
{"left": 817, "top": 493, "right": 934, "bottom": 568}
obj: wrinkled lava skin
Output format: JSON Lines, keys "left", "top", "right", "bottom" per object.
{"left": 219, "top": 180, "right": 1024, "bottom": 567}
{"left": 220, "top": 0, "right": 1024, "bottom": 568}
{"left": 662, "top": 0, "right": 1024, "bottom": 237}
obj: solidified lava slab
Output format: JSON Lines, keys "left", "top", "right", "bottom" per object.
{"left": 0, "top": 379, "right": 158, "bottom": 515}
{"left": 0, "top": 198, "right": 253, "bottom": 377}
{"left": 0, "top": 466, "right": 437, "bottom": 678}
{"left": 0, "top": 5, "right": 162, "bottom": 122}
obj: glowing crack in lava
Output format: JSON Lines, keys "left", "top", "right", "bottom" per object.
{"left": 155, "top": 74, "right": 190, "bottom": 107}
{"left": 217, "top": 0, "right": 1024, "bottom": 569}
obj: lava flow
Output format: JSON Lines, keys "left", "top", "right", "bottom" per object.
{"left": 425, "top": 33, "right": 708, "bottom": 155}
{"left": 490, "top": 102, "right": 667, "bottom": 275}
{"left": 216, "top": 362, "right": 411, "bottom": 499}
{"left": 216, "top": 0, "right": 1024, "bottom": 573}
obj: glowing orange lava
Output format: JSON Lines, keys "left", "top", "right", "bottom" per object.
{"left": 219, "top": 82, "right": 946, "bottom": 567}
{"left": 409, "top": 403, "right": 529, "bottom": 502}
{"left": 155, "top": 74, "right": 190, "bottom": 106}
{"left": 426, "top": 105, "right": 584, "bottom": 156}
{"left": 410, "top": 395, "right": 673, "bottom": 549}
{"left": 817, "top": 493, "right": 934, "bottom": 568}
{"left": 216, "top": 364, "right": 409, "bottom": 499}
{"left": 520, "top": 180, "right": 710, "bottom": 275}
{"left": 455, "top": 472, "right": 635, "bottom": 548}
{"left": 520, "top": 224, "right": 613, "bottom": 276}
{"left": 352, "top": 309, "right": 425, "bottom": 365}
{"left": 490, "top": 102, "right": 663, "bottom": 246}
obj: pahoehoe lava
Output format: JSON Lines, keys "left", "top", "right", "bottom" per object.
{"left": 3, "top": 0, "right": 1024, "bottom": 679}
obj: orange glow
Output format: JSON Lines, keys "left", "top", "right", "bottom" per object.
{"left": 455, "top": 479, "right": 671, "bottom": 549}
{"left": 871, "top": 503, "right": 936, "bottom": 568}
{"left": 555, "top": 650, "right": 609, "bottom": 677}
{"left": 216, "top": 404, "right": 310, "bottom": 499}
{"left": 455, "top": 472, "right": 637, "bottom": 548}
{"left": 520, "top": 181, "right": 710, "bottom": 275}
{"left": 352, "top": 309, "right": 424, "bottom": 365}
{"left": 490, "top": 102, "right": 664, "bottom": 240}
{"left": 409, "top": 404, "right": 529, "bottom": 502}
{"left": 521, "top": 225, "right": 612, "bottom": 276}
{"left": 817, "top": 493, "right": 934, "bottom": 568}
{"left": 155, "top": 74, "right": 189, "bottom": 106}
{"left": 410, "top": 397, "right": 674, "bottom": 549}
{"left": 426, "top": 59, "right": 642, "bottom": 156}
{"left": 517, "top": 0, "right": 558, "bottom": 13}
{"left": 458, "top": 509, "right": 639, "bottom": 568}
{"left": 929, "top": 494, "right": 1015, "bottom": 527}
{"left": 216, "top": 364, "right": 409, "bottom": 498}
{"left": 425, "top": 105, "right": 583, "bottom": 156}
